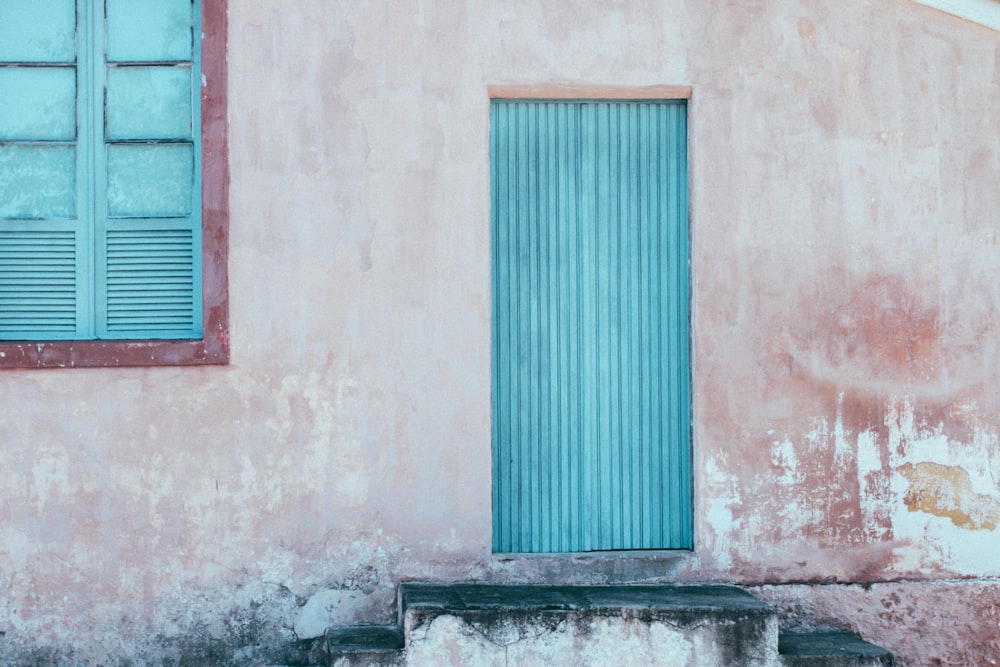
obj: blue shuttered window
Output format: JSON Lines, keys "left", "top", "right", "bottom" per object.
{"left": 491, "top": 99, "right": 691, "bottom": 553}
{"left": 0, "top": 0, "right": 202, "bottom": 341}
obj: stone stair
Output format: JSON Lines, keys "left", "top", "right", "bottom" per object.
{"left": 777, "top": 630, "right": 895, "bottom": 667}
{"left": 310, "top": 583, "right": 893, "bottom": 667}
{"left": 324, "top": 626, "right": 404, "bottom": 666}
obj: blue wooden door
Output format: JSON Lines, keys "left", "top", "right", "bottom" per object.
{"left": 491, "top": 99, "right": 691, "bottom": 552}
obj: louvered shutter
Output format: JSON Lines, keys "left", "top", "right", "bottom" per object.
{"left": 491, "top": 100, "right": 691, "bottom": 552}
{"left": 97, "top": 0, "right": 201, "bottom": 339}
{"left": 0, "top": 0, "right": 201, "bottom": 341}
{"left": 0, "top": 0, "right": 88, "bottom": 339}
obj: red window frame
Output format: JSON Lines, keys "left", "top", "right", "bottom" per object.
{"left": 0, "top": 0, "right": 229, "bottom": 369}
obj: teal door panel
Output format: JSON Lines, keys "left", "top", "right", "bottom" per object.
{"left": 105, "top": 0, "right": 194, "bottom": 63}
{"left": 0, "top": 0, "right": 76, "bottom": 62}
{"left": 0, "top": 67, "right": 77, "bottom": 140}
{"left": 106, "top": 144, "right": 195, "bottom": 218}
{"left": 0, "top": 146, "right": 77, "bottom": 218}
{"left": 492, "top": 99, "right": 691, "bottom": 553}
{"left": 106, "top": 66, "right": 193, "bottom": 140}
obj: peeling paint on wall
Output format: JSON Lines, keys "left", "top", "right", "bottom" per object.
{"left": 700, "top": 390, "right": 1000, "bottom": 581}
{"left": 898, "top": 461, "right": 1000, "bottom": 529}
{"left": 753, "top": 580, "right": 1000, "bottom": 667}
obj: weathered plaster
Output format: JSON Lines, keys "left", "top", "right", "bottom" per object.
{"left": 405, "top": 613, "right": 774, "bottom": 667}
{"left": 898, "top": 461, "right": 1000, "bottom": 530}
{"left": 1, "top": 0, "right": 999, "bottom": 664}
{"left": 753, "top": 580, "right": 1000, "bottom": 667}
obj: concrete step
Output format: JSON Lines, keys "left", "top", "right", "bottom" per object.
{"left": 400, "top": 583, "right": 778, "bottom": 666}
{"left": 319, "top": 583, "right": 894, "bottom": 667}
{"left": 323, "top": 625, "right": 404, "bottom": 666}
{"left": 779, "top": 631, "right": 895, "bottom": 666}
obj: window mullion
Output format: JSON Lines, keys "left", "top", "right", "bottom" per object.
{"left": 75, "top": 0, "right": 104, "bottom": 338}
{"left": 91, "top": 0, "right": 110, "bottom": 338}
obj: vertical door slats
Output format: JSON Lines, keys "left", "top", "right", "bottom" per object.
{"left": 492, "top": 99, "right": 690, "bottom": 553}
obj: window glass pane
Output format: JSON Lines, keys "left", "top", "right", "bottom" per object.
{"left": 106, "top": 0, "right": 193, "bottom": 62}
{"left": 0, "top": 145, "right": 76, "bottom": 218}
{"left": 0, "top": 67, "right": 76, "bottom": 140}
{"left": 0, "top": 0, "right": 76, "bottom": 63}
{"left": 107, "top": 143, "right": 194, "bottom": 217}
{"left": 106, "top": 66, "right": 192, "bottom": 140}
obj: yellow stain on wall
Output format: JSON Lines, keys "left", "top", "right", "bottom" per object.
{"left": 898, "top": 462, "right": 1000, "bottom": 530}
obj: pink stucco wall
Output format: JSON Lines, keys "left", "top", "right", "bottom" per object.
{"left": 1, "top": 1, "right": 998, "bottom": 664}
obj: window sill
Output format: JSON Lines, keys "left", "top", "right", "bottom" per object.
{"left": 0, "top": 332, "right": 228, "bottom": 369}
